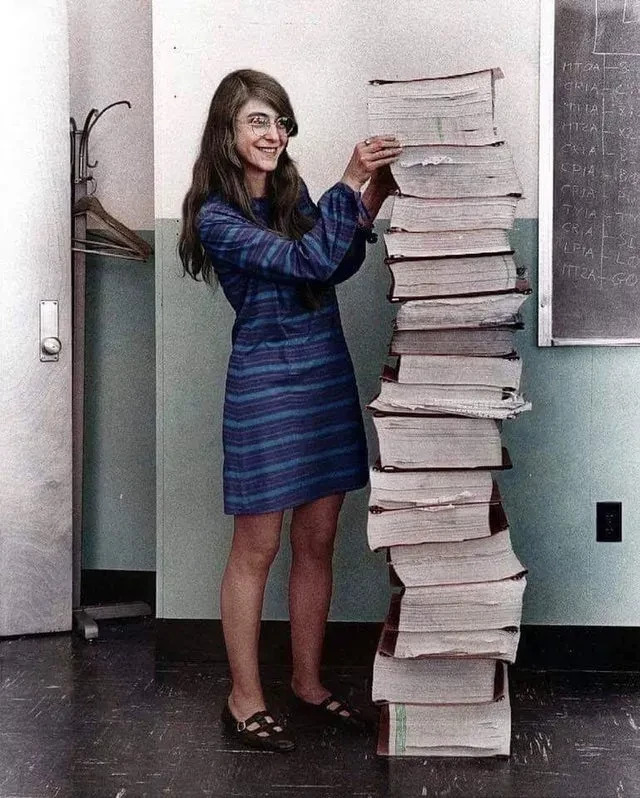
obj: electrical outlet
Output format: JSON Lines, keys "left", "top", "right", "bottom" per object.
{"left": 596, "top": 502, "right": 622, "bottom": 542}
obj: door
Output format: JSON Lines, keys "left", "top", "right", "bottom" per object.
{"left": 0, "top": 1, "right": 73, "bottom": 635}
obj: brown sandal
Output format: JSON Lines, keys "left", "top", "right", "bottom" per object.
{"left": 221, "top": 703, "right": 296, "bottom": 752}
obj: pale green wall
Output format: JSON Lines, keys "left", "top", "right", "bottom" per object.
{"left": 502, "top": 222, "right": 640, "bottom": 626}
{"left": 82, "top": 231, "right": 156, "bottom": 570}
{"left": 85, "top": 218, "right": 640, "bottom": 625}
{"left": 154, "top": 219, "right": 393, "bottom": 619}
{"left": 155, "top": 215, "right": 640, "bottom": 624}
{"left": 78, "top": 0, "right": 640, "bottom": 625}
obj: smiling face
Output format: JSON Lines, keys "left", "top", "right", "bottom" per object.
{"left": 234, "top": 98, "right": 290, "bottom": 197}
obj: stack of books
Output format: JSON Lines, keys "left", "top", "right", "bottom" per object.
{"left": 366, "top": 68, "right": 530, "bottom": 758}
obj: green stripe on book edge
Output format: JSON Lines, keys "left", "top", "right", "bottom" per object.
{"left": 395, "top": 704, "right": 407, "bottom": 754}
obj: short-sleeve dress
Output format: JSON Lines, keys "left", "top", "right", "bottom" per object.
{"left": 196, "top": 180, "right": 375, "bottom": 515}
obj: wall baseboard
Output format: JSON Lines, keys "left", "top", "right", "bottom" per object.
{"left": 80, "top": 571, "right": 639, "bottom": 671}
{"left": 155, "top": 619, "right": 640, "bottom": 671}
{"left": 515, "top": 625, "right": 640, "bottom": 671}
{"left": 8, "top": 613, "right": 638, "bottom": 672}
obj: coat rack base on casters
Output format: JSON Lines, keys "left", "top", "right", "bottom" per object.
{"left": 73, "top": 602, "right": 152, "bottom": 640}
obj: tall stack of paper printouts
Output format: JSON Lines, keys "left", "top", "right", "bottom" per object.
{"left": 366, "top": 69, "right": 531, "bottom": 758}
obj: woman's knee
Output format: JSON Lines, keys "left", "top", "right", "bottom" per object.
{"left": 230, "top": 511, "right": 282, "bottom": 572}
{"left": 291, "top": 534, "right": 335, "bottom": 565}
{"left": 290, "top": 493, "right": 343, "bottom": 562}
{"left": 290, "top": 520, "right": 337, "bottom": 564}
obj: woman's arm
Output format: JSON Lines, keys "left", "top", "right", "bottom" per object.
{"left": 197, "top": 182, "right": 362, "bottom": 285}
{"left": 198, "top": 136, "right": 400, "bottom": 286}
{"left": 297, "top": 181, "right": 374, "bottom": 286}
{"left": 326, "top": 164, "right": 400, "bottom": 286}
{"left": 360, "top": 165, "right": 399, "bottom": 223}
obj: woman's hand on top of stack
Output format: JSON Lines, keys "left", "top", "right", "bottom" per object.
{"left": 340, "top": 135, "right": 402, "bottom": 193}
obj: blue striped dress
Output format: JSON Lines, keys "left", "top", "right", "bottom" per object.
{"left": 197, "top": 180, "right": 375, "bottom": 515}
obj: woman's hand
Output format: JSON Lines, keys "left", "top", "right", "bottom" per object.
{"left": 368, "top": 164, "right": 400, "bottom": 198}
{"left": 359, "top": 164, "right": 399, "bottom": 227}
{"left": 341, "top": 135, "right": 402, "bottom": 192}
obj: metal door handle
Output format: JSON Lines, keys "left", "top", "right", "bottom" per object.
{"left": 42, "top": 336, "right": 62, "bottom": 355}
{"left": 40, "top": 300, "right": 61, "bottom": 362}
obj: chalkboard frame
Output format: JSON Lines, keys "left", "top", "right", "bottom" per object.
{"left": 539, "top": 0, "right": 555, "bottom": 346}
{"left": 538, "top": 0, "right": 640, "bottom": 346}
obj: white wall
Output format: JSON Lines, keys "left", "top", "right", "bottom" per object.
{"left": 68, "top": 0, "right": 154, "bottom": 229}
{"left": 153, "top": 0, "right": 540, "bottom": 220}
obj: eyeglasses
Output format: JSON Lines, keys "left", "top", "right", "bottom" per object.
{"left": 243, "top": 114, "right": 296, "bottom": 137}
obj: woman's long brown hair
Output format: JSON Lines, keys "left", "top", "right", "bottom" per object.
{"left": 178, "top": 69, "right": 327, "bottom": 310}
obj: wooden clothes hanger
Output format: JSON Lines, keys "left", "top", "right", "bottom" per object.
{"left": 73, "top": 195, "right": 152, "bottom": 261}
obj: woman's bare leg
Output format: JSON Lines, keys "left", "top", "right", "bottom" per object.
{"left": 288, "top": 492, "right": 345, "bottom": 702}
{"left": 221, "top": 509, "right": 283, "bottom": 721}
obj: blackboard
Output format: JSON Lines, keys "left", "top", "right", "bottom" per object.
{"left": 539, "top": 0, "right": 640, "bottom": 344}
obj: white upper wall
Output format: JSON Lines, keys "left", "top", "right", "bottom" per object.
{"left": 153, "top": 0, "right": 540, "bottom": 220}
{"left": 68, "top": 0, "right": 154, "bottom": 229}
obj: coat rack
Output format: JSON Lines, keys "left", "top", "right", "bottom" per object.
{"left": 70, "top": 101, "right": 153, "bottom": 640}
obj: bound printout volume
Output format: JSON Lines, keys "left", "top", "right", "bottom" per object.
{"left": 367, "top": 477, "right": 507, "bottom": 549}
{"left": 389, "top": 326, "right": 520, "bottom": 357}
{"left": 386, "top": 253, "right": 522, "bottom": 300}
{"left": 367, "top": 69, "right": 504, "bottom": 147}
{"left": 366, "top": 68, "right": 531, "bottom": 758}
{"left": 368, "top": 360, "right": 530, "bottom": 420}
{"left": 387, "top": 144, "right": 522, "bottom": 198}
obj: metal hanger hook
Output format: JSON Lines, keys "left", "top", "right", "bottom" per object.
{"left": 74, "top": 100, "right": 132, "bottom": 183}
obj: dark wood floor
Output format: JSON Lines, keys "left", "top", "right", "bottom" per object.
{"left": 1, "top": 619, "right": 640, "bottom": 798}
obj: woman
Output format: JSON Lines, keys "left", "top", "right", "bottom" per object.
{"left": 179, "top": 69, "right": 401, "bottom": 752}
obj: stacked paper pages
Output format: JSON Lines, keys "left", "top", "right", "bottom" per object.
{"left": 366, "top": 68, "right": 530, "bottom": 759}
